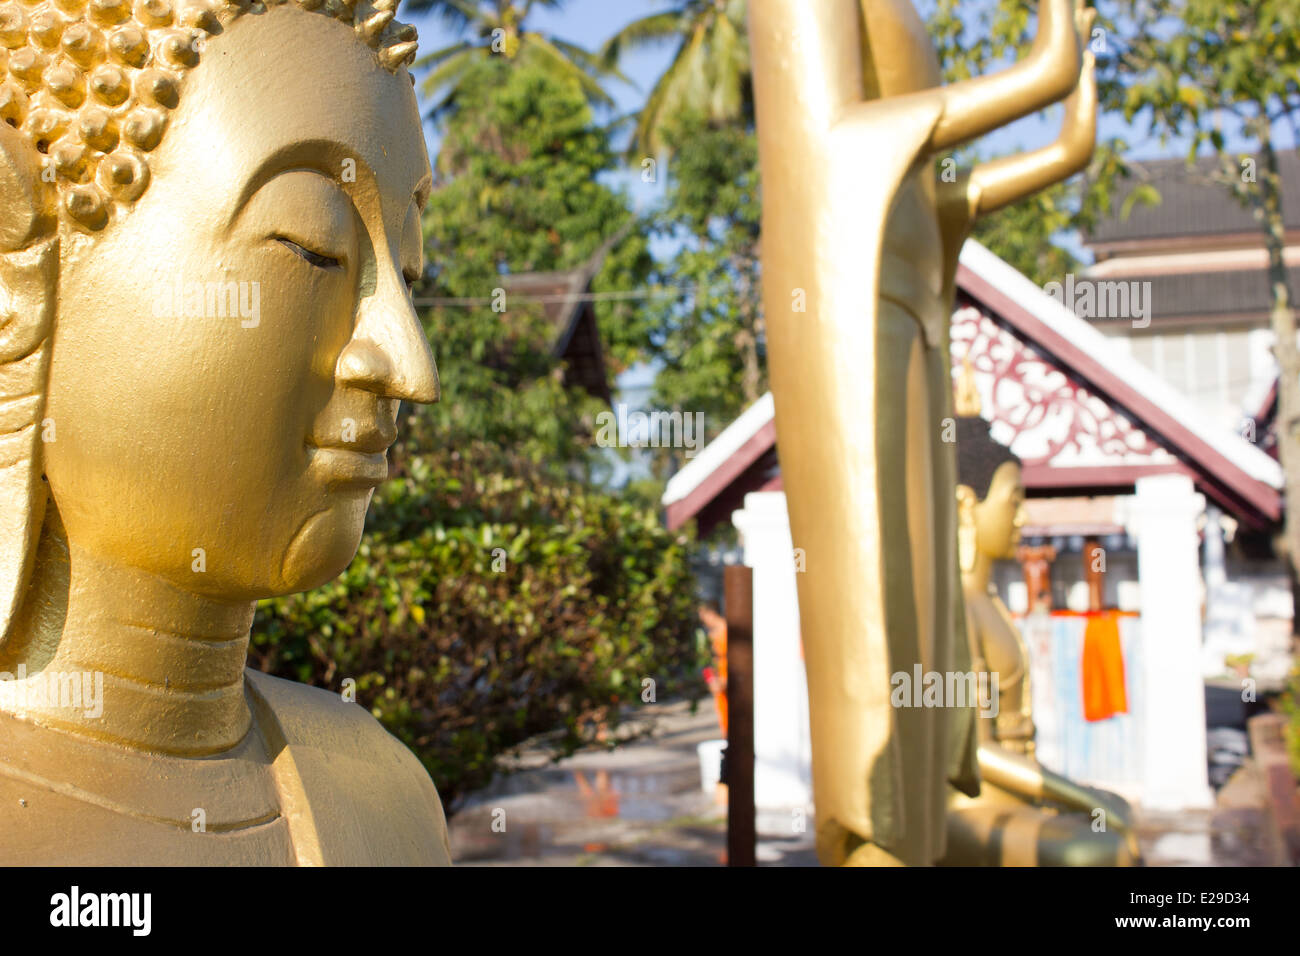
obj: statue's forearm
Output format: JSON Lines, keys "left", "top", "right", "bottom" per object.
{"left": 979, "top": 742, "right": 1118, "bottom": 819}
{"left": 962, "top": 3, "right": 1097, "bottom": 217}
{"left": 930, "top": 0, "right": 1081, "bottom": 152}
{"left": 978, "top": 742, "right": 1141, "bottom": 857}
{"left": 965, "top": 53, "right": 1095, "bottom": 217}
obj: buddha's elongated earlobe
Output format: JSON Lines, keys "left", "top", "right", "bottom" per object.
{"left": 0, "top": 122, "right": 57, "bottom": 650}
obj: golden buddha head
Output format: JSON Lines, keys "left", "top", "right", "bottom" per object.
{"left": 0, "top": 0, "right": 438, "bottom": 641}
{"left": 955, "top": 415, "right": 1026, "bottom": 570}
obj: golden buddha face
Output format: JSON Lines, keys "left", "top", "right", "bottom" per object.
{"left": 33, "top": 7, "right": 437, "bottom": 600}
{"left": 971, "top": 461, "right": 1027, "bottom": 561}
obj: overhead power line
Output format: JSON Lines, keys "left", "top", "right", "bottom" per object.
{"left": 412, "top": 284, "right": 712, "bottom": 307}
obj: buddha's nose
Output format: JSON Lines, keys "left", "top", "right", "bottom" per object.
{"left": 336, "top": 275, "right": 439, "bottom": 404}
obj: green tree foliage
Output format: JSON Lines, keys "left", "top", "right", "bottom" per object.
{"left": 601, "top": 0, "right": 751, "bottom": 158}
{"left": 416, "top": 57, "right": 657, "bottom": 472}
{"left": 409, "top": 0, "right": 625, "bottom": 121}
{"left": 251, "top": 444, "right": 704, "bottom": 808}
{"left": 646, "top": 114, "right": 764, "bottom": 476}
{"left": 1283, "top": 663, "right": 1300, "bottom": 778}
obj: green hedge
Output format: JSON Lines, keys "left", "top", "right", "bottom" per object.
{"left": 1282, "top": 663, "right": 1300, "bottom": 781}
{"left": 249, "top": 443, "right": 706, "bottom": 809}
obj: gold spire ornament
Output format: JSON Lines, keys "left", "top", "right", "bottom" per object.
{"left": 954, "top": 352, "right": 982, "bottom": 418}
{"left": 0, "top": 0, "right": 450, "bottom": 864}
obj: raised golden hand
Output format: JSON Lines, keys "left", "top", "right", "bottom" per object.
{"left": 942, "top": 2, "right": 1099, "bottom": 227}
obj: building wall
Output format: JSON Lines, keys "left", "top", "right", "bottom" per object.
{"left": 1103, "top": 326, "right": 1273, "bottom": 432}
{"left": 991, "top": 520, "right": 1292, "bottom": 688}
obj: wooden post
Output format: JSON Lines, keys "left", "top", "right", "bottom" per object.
{"left": 724, "top": 564, "right": 755, "bottom": 867}
{"left": 1016, "top": 543, "right": 1057, "bottom": 612}
{"left": 1083, "top": 536, "right": 1105, "bottom": 612}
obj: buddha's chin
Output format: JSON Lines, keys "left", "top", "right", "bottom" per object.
{"left": 278, "top": 499, "right": 371, "bottom": 594}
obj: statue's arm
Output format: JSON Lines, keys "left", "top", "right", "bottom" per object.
{"left": 836, "top": 0, "right": 1084, "bottom": 181}
{"left": 928, "top": 0, "right": 1082, "bottom": 152}
{"left": 955, "top": 12, "right": 1097, "bottom": 218}
{"left": 978, "top": 739, "right": 1140, "bottom": 857}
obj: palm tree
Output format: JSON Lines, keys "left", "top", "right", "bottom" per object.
{"left": 407, "top": 0, "right": 625, "bottom": 121}
{"left": 600, "top": 0, "right": 751, "bottom": 158}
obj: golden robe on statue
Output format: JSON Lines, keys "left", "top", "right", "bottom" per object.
{"left": 749, "top": 0, "right": 1097, "bottom": 865}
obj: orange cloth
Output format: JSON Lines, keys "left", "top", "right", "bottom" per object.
{"left": 714, "top": 626, "right": 728, "bottom": 738}
{"left": 1081, "top": 611, "right": 1128, "bottom": 721}
{"left": 706, "top": 621, "right": 728, "bottom": 738}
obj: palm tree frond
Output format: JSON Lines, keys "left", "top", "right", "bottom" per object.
{"left": 419, "top": 46, "right": 479, "bottom": 99}
{"left": 405, "top": 0, "right": 480, "bottom": 32}
{"left": 613, "top": 0, "right": 753, "bottom": 157}
{"left": 522, "top": 34, "right": 615, "bottom": 107}
{"left": 598, "top": 10, "right": 689, "bottom": 68}
{"left": 551, "top": 37, "right": 632, "bottom": 87}
{"left": 413, "top": 39, "right": 474, "bottom": 71}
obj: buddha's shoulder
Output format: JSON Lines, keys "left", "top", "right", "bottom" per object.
{"left": 244, "top": 669, "right": 452, "bottom": 866}
{"left": 244, "top": 668, "right": 414, "bottom": 763}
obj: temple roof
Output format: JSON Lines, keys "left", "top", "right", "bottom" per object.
{"left": 1086, "top": 154, "right": 1300, "bottom": 251}
{"left": 663, "top": 240, "right": 1282, "bottom": 535}
{"left": 1078, "top": 265, "right": 1300, "bottom": 328}
{"left": 497, "top": 230, "right": 626, "bottom": 405}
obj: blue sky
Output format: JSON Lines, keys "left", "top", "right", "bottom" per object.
{"left": 396, "top": 1, "right": 1294, "bottom": 484}
{"left": 403, "top": 0, "right": 1272, "bottom": 224}
{"left": 401, "top": 1, "right": 1290, "bottom": 403}
{"left": 409, "top": 0, "right": 676, "bottom": 214}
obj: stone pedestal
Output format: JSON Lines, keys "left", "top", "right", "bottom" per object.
{"left": 1126, "top": 474, "right": 1214, "bottom": 810}
{"left": 731, "top": 492, "right": 813, "bottom": 811}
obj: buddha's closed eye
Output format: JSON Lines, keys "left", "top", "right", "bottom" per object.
{"left": 276, "top": 236, "right": 342, "bottom": 270}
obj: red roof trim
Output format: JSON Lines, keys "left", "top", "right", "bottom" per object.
{"left": 665, "top": 420, "right": 777, "bottom": 531}
{"left": 956, "top": 264, "right": 1281, "bottom": 524}
{"left": 1021, "top": 462, "right": 1196, "bottom": 488}
{"left": 1018, "top": 462, "right": 1274, "bottom": 528}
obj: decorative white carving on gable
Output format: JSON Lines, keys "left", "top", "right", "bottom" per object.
{"left": 950, "top": 305, "right": 1176, "bottom": 470}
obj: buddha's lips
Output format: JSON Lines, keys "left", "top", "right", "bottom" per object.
{"left": 307, "top": 446, "right": 389, "bottom": 489}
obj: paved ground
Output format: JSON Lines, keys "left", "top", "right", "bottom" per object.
{"left": 1137, "top": 756, "right": 1288, "bottom": 866}
{"left": 447, "top": 699, "right": 1287, "bottom": 867}
{"left": 448, "top": 699, "right": 817, "bottom": 866}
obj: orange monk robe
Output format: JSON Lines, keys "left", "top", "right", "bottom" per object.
{"left": 1081, "top": 611, "right": 1128, "bottom": 722}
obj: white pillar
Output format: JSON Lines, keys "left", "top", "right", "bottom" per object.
{"left": 1127, "top": 474, "right": 1213, "bottom": 810}
{"left": 731, "top": 492, "right": 813, "bottom": 811}
{"left": 1200, "top": 504, "right": 1246, "bottom": 678}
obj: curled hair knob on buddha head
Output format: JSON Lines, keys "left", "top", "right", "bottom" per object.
{"left": 0, "top": 0, "right": 419, "bottom": 233}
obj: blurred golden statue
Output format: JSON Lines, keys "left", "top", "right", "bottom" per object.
{"left": 943, "top": 385, "right": 1137, "bottom": 865}
{"left": 0, "top": 0, "right": 450, "bottom": 864}
{"left": 749, "top": 0, "right": 1097, "bottom": 865}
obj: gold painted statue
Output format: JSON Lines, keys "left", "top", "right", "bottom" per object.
{"left": 0, "top": 0, "right": 451, "bottom": 864}
{"left": 941, "top": 391, "right": 1138, "bottom": 865}
{"left": 749, "top": 0, "right": 1098, "bottom": 865}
